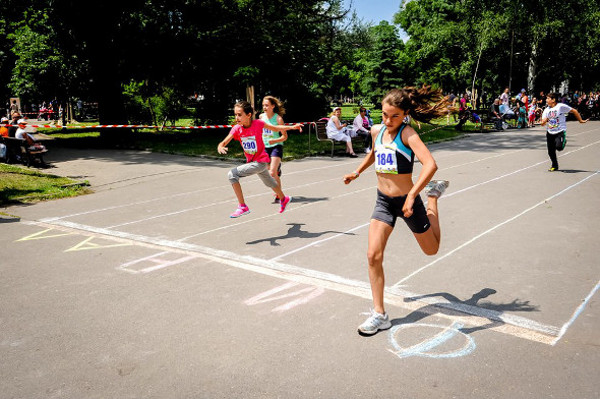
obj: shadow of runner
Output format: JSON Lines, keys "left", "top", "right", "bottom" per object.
{"left": 246, "top": 222, "right": 355, "bottom": 246}
{"left": 557, "top": 169, "right": 594, "bottom": 174}
{"left": 287, "top": 195, "right": 328, "bottom": 204}
{"left": 395, "top": 288, "right": 539, "bottom": 335}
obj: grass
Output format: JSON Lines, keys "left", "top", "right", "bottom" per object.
{"left": 0, "top": 163, "right": 91, "bottom": 205}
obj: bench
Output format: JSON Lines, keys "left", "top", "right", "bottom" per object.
{"left": 473, "top": 109, "right": 502, "bottom": 132}
{"left": 1, "top": 136, "right": 47, "bottom": 167}
{"left": 307, "top": 120, "right": 366, "bottom": 157}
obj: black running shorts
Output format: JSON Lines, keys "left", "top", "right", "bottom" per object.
{"left": 371, "top": 190, "right": 431, "bottom": 233}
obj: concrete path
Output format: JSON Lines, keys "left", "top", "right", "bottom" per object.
{"left": 2, "top": 122, "right": 599, "bottom": 398}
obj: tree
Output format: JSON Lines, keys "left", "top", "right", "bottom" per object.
{"left": 394, "top": 0, "right": 600, "bottom": 99}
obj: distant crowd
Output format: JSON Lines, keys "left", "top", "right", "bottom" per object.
{"left": 448, "top": 88, "right": 599, "bottom": 131}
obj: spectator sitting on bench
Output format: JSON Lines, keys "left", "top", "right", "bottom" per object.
{"left": 9, "top": 112, "right": 21, "bottom": 137}
{"left": 352, "top": 107, "right": 372, "bottom": 152}
{"left": 326, "top": 106, "right": 358, "bottom": 157}
{"left": 0, "top": 117, "right": 9, "bottom": 137}
{"left": 489, "top": 98, "right": 503, "bottom": 130}
{"left": 15, "top": 119, "right": 47, "bottom": 152}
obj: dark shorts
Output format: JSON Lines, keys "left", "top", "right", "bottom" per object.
{"left": 371, "top": 190, "right": 430, "bottom": 233}
{"left": 265, "top": 145, "right": 283, "bottom": 176}
{"left": 266, "top": 145, "right": 283, "bottom": 159}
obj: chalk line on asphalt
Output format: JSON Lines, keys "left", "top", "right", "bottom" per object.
{"left": 23, "top": 218, "right": 562, "bottom": 345}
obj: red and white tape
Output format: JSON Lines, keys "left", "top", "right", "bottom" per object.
{"left": 4, "top": 122, "right": 310, "bottom": 130}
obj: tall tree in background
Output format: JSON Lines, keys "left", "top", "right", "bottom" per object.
{"left": 395, "top": 0, "right": 600, "bottom": 97}
{"left": 2, "top": 0, "right": 599, "bottom": 128}
{"left": 361, "top": 21, "right": 407, "bottom": 105}
{"left": 395, "top": 0, "right": 467, "bottom": 92}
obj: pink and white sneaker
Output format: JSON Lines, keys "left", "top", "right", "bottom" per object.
{"left": 230, "top": 204, "right": 250, "bottom": 218}
{"left": 279, "top": 196, "right": 291, "bottom": 213}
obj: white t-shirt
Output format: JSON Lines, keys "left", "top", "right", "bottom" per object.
{"left": 542, "top": 103, "right": 572, "bottom": 134}
{"left": 15, "top": 128, "right": 27, "bottom": 140}
{"left": 500, "top": 92, "right": 509, "bottom": 105}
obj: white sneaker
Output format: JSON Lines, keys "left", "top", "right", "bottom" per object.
{"left": 425, "top": 180, "right": 449, "bottom": 198}
{"left": 358, "top": 310, "right": 392, "bottom": 335}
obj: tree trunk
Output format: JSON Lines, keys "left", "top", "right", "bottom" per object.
{"left": 527, "top": 42, "right": 537, "bottom": 91}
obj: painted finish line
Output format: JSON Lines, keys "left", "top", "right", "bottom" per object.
{"left": 22, "top": 219, "right": 561, "bottom": 345}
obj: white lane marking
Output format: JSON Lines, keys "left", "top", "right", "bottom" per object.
{"left": 105, "top": 174, "right": 347, "bottom": 229}
{"left": 40, "top": 123, "right": 600, "bottom": 224}
{"left": 22, "top": 219, "right": 563, "bottom": 343}
{"left": 392, "top": 171, "right": 600, "bottom": 287}
{"left": 269, "top": 223, "right": 369, "bottom": 261}
{"left": 442, "top": 138, "right": 600, "bottom": 200}
{"left": 177, "top": 186, "right": 375, "bottom": 240}
{"left": 272, "top": 138, "right": 600, "bottom": 261}
{"left": 553, "top": 280, "right": 600, "bottom": 345}
{"left": 40, "top": 158, "right": 360, "bottom": 223}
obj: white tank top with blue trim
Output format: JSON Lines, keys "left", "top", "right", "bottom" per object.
{"left": 374, "top": 124, "right": 414, "bottom": 174}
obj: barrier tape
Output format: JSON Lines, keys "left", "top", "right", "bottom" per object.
{"left": 3, "top": 122, "right": 311, "bottom": 130}
{"left": 18, "top": 111, "right": 56, "bottom": 115}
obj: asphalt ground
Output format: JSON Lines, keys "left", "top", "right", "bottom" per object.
{"left": 1, "top": 122, "right": 599, "bottom": 398}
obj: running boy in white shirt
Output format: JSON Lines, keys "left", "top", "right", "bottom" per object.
{"left": 541, "top": 92, "right": 588, "bottom": 171}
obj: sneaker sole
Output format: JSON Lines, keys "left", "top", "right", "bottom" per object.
{"left": 429, "top": 180, "right": 449, "bottom": 197}
{"left": 357, "top": 322, "right": 392, "bottom": 336}
{"left": 358, "top": 322, "right": 392, "bottom": 336}
{"left": 230, "top": 210, "right": 250, "bottom": 218}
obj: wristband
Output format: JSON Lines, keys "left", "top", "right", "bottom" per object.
{"left": 353, "top": 172, "right": 360, "bottom": 178}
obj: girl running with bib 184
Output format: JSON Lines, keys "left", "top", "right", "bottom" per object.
{"left": 343, "top": 86, "right": 451, "bottom": 335}
{"left": 218, "top": 101, "right": 302, "bottom": 218}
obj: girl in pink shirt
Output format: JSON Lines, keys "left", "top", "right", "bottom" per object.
{"left": 217, "top": 101, "right": 302, "bottom": 218}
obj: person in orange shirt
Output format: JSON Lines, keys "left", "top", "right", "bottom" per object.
{"left": 0, "top": 117, "right": 9, "bottom": 137}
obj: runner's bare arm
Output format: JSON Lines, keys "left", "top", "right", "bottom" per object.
{"left": 569, "top": 108, "right": 589, "bottom": 123}
{"left": 217, "top": 132, "right": 235, "bottom": 154}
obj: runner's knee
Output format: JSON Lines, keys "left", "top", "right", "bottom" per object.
{"left": 367, "top": 249, "right": 384, "bottom": 266}
{"left": 228, "top": 168, "right": 240, "bottom": 184}
{"left": 263, "top": 175, "right": 278, "bottom": 188}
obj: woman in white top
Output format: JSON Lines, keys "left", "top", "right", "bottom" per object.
{"left": 326, "top": 107, "right": 357, "bottom": 157}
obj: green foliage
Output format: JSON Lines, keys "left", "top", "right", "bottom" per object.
{"left": 7, "top": 10, "right": 63, "bottom": 102}
{"left": 394, "top": 0, "right": 600, "bottom": 95}
{"left": 123, "top": 81, "right": 188, "bottom": 125}
{"left": 1, "top": 0, "right": 598, "bottom": 134}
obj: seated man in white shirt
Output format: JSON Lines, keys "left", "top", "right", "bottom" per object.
{"left": 15, "top": 119, "right": 47, "bottom": 152}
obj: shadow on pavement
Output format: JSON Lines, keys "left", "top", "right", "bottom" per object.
{"left": 393, "top": 288, "right": 539, "bottom": 335}
{"left": 246, "top": 222, "right": 354, "bottom": 246}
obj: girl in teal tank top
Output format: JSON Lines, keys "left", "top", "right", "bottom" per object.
{"left": 260, "top": 96, "right": 288, "bottom": 199}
